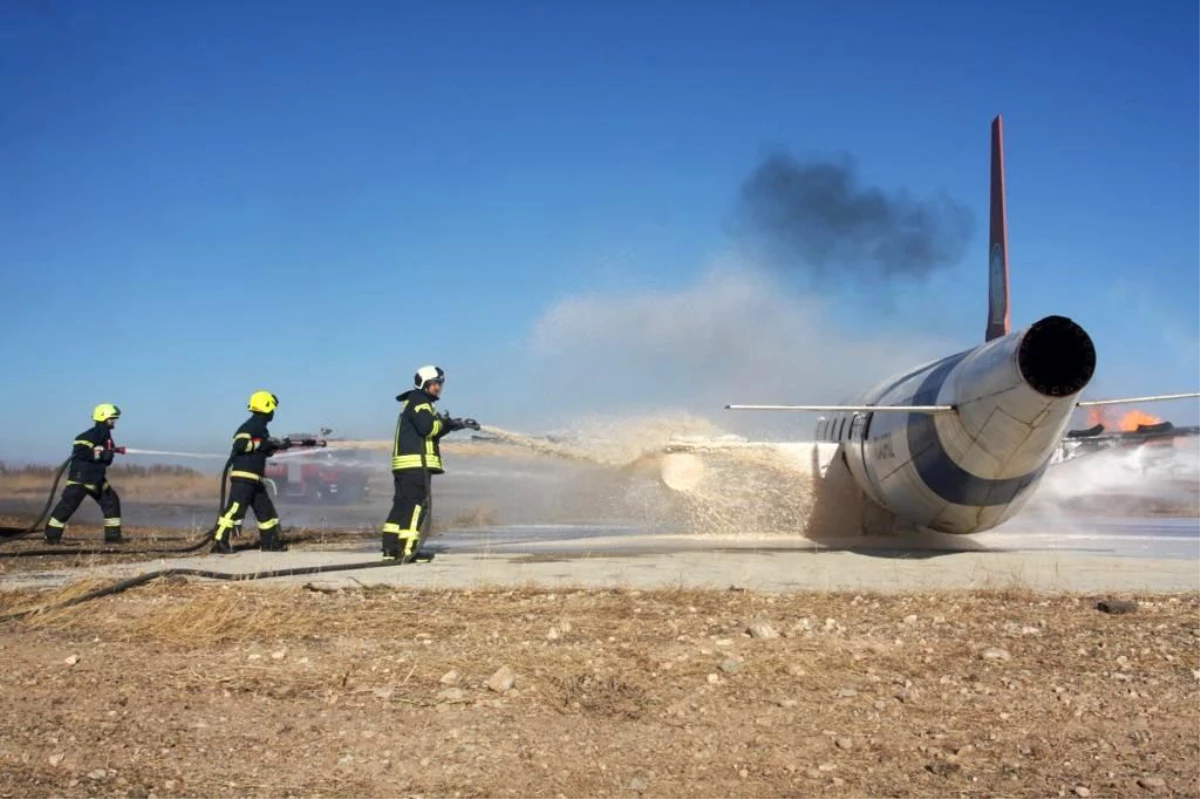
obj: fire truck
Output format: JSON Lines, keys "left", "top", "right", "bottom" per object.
{"left": 262, "top": 430, "right": 374, "bottom": 504}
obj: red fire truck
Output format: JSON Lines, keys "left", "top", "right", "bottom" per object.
{"left": 262, "top": 431, "right": 374, "bottom": 504}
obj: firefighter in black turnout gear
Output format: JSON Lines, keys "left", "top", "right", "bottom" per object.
{"left": 46, "top": 403, "right": 126, "bottom": 544}
{"left": 212, "top": 391, "right": 289, "bottom": 554}
{"left": 382, "top": 365, "right": 479, "bottom": 561}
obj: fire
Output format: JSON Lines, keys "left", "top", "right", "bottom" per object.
{"left": 1085, "top": 407, "right": 1163, "bottom": 432}
{"left": 1117, "top": 409, "right": 1163, "bottom": 431}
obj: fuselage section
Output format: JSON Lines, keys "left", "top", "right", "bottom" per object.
{"left": 814, "top": 315, "right": 1096, "bottom": 535}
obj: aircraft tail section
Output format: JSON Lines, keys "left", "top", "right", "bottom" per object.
{"left": 986, "top": 114, "right": 1011, "bottom": 342}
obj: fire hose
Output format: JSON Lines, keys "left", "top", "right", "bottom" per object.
{"left": 0, "top": 458, "right": 71, "bottom": 542}
{"left": 0, "top": 438, "right": 327, "bottom": 558}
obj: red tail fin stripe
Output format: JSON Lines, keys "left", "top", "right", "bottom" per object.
{"left": 986, "top": 114, "right": 1011, "bottom": 342}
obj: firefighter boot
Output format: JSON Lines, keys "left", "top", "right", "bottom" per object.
{"left": 260, "top": 529, "right": 288, "bottom": 552}
{"left": 400, "top": 532, "right": 421, "bottom": 564}
{"left": 211, "top": 533, "right": 234, "bottom": 555}
{"left": 44, "top": 517, "right": 67, "bottom": 543}
{"left": 382, "top": 532, "right": 401, "bottom": 560}
{"left": 104, "top": 524, "right": 124, "bottom": 544}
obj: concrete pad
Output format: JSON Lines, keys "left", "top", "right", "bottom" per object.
{"left": 2, "top": 546, "right": 1196, "bottom": 594}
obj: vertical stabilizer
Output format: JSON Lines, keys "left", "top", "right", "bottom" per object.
{"left": 986, "top": 114, "right": 1011, "bottom": 342}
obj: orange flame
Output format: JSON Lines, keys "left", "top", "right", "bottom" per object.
{"left": 1085, "top": 407, "right": 1163, "bottom": 432}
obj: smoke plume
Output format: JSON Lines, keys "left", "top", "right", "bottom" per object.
{"left": 735, "top": 153, "right": 973, "bottom": 282}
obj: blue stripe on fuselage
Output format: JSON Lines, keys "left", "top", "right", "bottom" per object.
{"left": 900, "top": 351, "right": 1048, "bottom": 507}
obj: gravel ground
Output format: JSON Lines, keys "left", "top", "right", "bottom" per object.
{"left": 0, "top": 585, "right": 1196, "bottom": 798}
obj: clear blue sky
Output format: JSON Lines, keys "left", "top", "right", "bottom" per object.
{"left": 2, "top": 0, "right": 1197, "bottom": 460}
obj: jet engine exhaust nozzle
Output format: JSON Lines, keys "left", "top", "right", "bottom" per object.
{"left": 1018, "top": 315, "right": 1096, "bottom": 398}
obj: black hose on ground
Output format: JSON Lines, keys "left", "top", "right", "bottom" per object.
{"left": 0, "top": 459, "right": 233, "bottom": 558}
{"left": 0, "top": 459, "right": 71, "bottom": 541}
{"left": 0, "top": 538, "right": 265, "bottom": 560}
{"left": 0, "top": 558, "right": 406, "bottom": 623}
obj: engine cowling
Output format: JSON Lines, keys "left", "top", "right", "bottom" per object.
{"left": 846, "top": 315, "right": 1096, "bottom": 534}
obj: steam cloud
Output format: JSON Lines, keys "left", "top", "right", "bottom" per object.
{"left": 1016, "top": 440, "right": 1200, "bottom": 530}
{"left": 735, "top": 153, "right": 974, "bottom": 281}
{"left": 528, "top": 268, "right": 953, "bottom": 434}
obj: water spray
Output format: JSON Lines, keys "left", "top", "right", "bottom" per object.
{"left": 123, "top": 448, "right": 227, "bottom": 459}
{"left": 319, "top": 428, "right": 609, "bottom": 465}
{"left": 475, "top": 426, "right": 605, "bottom": 465}
{"left": 122, "top": 437, "right": 328, "bottom": 460}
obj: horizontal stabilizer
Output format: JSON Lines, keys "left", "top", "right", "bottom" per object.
{"left": 725, "top": 404, "right": 954, "bottom": 414}
{"left": 1076, "top": 391, "right": 1200, "bottom": 408}
{"left": 1066, "top": 424, "right": 1105, "bottom": 438}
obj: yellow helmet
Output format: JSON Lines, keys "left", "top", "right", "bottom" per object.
{"left": 248, "top": 391, "right": 279, "bottom": 414}
{"left": 93, "top": 403, "right": 121, "bottom": 423}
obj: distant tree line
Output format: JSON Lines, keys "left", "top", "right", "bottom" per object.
{"left": 0, "top": 463, "right": 202, "bottom": 479}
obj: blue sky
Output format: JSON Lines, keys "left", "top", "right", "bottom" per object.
{"left": 2, "top": 0, "right": 1197, "bottom": 460}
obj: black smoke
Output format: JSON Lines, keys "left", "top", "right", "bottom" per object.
{"left": 735, "top": 152, "right": 974, "bottom": 282}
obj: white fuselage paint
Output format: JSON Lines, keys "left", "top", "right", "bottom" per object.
{"left": 816, "top": 321, "right": 1087, "bottom": 536}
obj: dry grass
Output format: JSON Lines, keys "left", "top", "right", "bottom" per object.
{"left": 0, "top": 577, "right": 117, "bottom": 625}
{"left": 0, "top": 584, "right": 1196, "bottom": 798}
{"left": 123, "top": 587, "right": 295, "bottom": 646}
{"left": 0, "top": 470, "right": 216, "bottom": 503}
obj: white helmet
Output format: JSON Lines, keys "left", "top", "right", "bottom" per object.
{"left": 414, "top": 365, "right": 445, "bottom": 390}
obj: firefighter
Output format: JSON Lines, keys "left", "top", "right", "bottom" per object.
{"left": 211, "top": 391, "right": 289, "bottom": 554}
{"left": 45, "top": 403, "right": 126, "bottom": 544}
{"left": 382, "top": 365, "right": 478, "bottom": 561}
